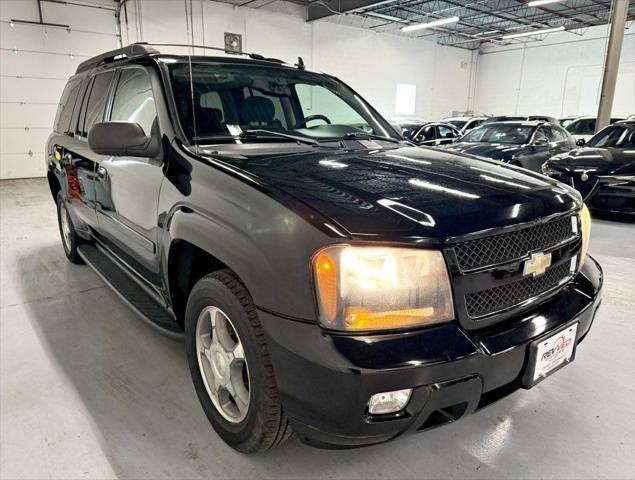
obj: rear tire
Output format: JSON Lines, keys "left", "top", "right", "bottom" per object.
{"left": 184, "top": 270, "right": 293, "bottom": 453}
{"left": 56, "top": 193, "right": 83, "bottom": 264}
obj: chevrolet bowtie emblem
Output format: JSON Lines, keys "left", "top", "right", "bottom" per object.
{"left": 523, "top": 252, "right": 552, "bottom": 277}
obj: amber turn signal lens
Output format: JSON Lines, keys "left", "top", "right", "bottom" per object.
{"left": 344, "top": 307, "right": 436, "bottom": 331}
{"left": 579, "top": 204, "right": 591, "bottom": 268}
{"left": 314, "top": 251, "right": 338, "bottom": 323}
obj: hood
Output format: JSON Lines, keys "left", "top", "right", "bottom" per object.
{"left": 444, "top": 142, "right": 524, "bottom": 161}
{"left": 546, "top": 147, "right": 635, "bottom": 175}
{"left": 207, "top": 145, "right": 580, "bottom": 240}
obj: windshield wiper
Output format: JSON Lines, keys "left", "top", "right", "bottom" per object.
{"left": 240, "top": 129, "right": 319, "bottom": 146}
{"left": 340, "top": 132, "right": 402, "bottom": 144}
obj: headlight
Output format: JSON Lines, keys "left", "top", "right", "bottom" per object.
{"left": 312, "top": 245, "right": 454, "bottom": 331}
{"left": 579, "top": 204, "right": 591, "bottom": 268}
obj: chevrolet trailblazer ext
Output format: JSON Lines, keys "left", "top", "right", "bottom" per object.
{"left": 47, "top": 44, "right": 602, "bottom": 452}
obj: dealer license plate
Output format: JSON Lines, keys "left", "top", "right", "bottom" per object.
{"left": 524, "top": 323, "right": 578, "bottom": 387}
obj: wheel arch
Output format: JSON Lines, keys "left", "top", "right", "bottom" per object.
{"left": 167, "top": 238, "right": 235, "bottom": 326}
{"left": 165, "top": 208, "right": 270, "bottom": 326}
{"left": 47, "top": 170, "right": 62, "bottom": 201}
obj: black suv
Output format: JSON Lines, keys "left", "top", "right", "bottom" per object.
{"left": 47, "top": 44, "right": 602, "bottom": 452}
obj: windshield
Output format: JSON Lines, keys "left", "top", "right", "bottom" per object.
{"left": 447, "top": 120, "right": 467, "bottom": 129}
{"left": 461, "top": 124, "right": 534, "bottom": 145}
{"left": 587, "top": 125, "right": 635, "bottom": 148}
{"left": 168, "top": 62, "right": 395, "bottom": 145}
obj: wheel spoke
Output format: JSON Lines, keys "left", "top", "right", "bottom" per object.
{"left": 230, "top": 380, "right": 249, "bottom": 415}
{"left": 232, "top": 342, "right": 245, "bottom": 361}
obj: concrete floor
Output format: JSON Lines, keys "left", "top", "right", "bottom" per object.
{"left": 1, "top": 178, "right": 634, "bottom": 480}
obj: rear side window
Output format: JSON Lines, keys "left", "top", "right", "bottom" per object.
{"left": 110, "top": 68, "right": 157, "bottom": 135}
{"left": 80, "top": 71, "right": 115, "bottom": 136}
{"left": 54, "top": 78, "right": 81, "bottom": 133}
{"left": 549, "top": 126, "right": 568, "bottom": 142}
{"left": 438, "top": 124, "right": 456, "bottom": 139}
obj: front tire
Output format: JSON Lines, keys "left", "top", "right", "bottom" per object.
{"left": 56, "top": 193, "right": 83, "bottom": 264}
{"left": 184, "top": 270, "right": 293, "bottom": 453}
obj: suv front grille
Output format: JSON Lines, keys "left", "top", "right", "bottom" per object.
{"left": 453, "top": 215, "right": 575, "bottom": 271}
{"left": 465, "top": 261, "right": 571, "bottom": 318}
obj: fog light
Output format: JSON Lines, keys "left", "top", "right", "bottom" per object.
{"left": 367, "top": 388, "right": 412, "bottom": 415}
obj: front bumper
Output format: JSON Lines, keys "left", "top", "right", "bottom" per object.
{"left": 260, "top": 256, "right": 603, "bottom": 449}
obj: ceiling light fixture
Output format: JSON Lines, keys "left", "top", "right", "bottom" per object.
{"left": 401, "top": 16, "right": 460, "bottom": 33}
{"left": 528, "top": 0, "right": 565, "bottom": 6}
{"left": 364, "top": 12, "right": 406, "bottom": 22}
{"left": 502, "top": 25, "right": 565, "bottom": 39}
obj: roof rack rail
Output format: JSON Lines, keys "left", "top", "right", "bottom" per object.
{"left": 75, "top": 42, "right": 298, "bottom": 75}
{"left": 144, "top": 42, "right": 286, "bottom": 64}
{"left": 75, "top": 43, "right": 159, "bottom": 74}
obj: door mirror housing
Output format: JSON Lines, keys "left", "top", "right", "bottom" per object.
{"left": 576, "top": 138, "right": 586, "bottom": 146}
{"left": 88, "top": 122, "right": 159, "bottom": 158}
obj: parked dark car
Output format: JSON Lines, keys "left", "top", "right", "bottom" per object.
{"left": 411, "top": 121, "right": 461, "bottom": 146}
{"left": 445, "top": 121, "right": 576, "bottom": 171}
{"left": 564, "top": 116, "right": 625, "bottom": 143}
{"left": 47, "top": 44, "right": 601, "bottom": 453}
{"left": 559, "top": 116, "right": 579, "bottom": 128}
{"left": 483, "top": 115, "right": 558, "bottom": 124}
{"left": 441, "top": 116, "right": 487, "bottom": 133}
{"left": 392, "top": 118, "right": 427, "bottom": 140}
{"left": 543, "top": 120, "right": 635, "bottom": 214}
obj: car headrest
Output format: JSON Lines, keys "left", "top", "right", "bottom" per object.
{"left": 241, "top": 96, "right": 275, "bottom": 124}
{"left": 195, "top": 106, "right": 223, "bottom": 134}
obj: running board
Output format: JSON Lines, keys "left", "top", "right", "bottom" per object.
{"left": 78, "top": 243, "right": 183, "bottom": 339}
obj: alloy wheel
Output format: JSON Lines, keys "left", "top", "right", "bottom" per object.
{"left": 195, "top": 306, "right": 250, "bottom": 423}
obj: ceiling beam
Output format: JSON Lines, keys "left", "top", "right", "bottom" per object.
{"left": 307, "top": 0, "right": 397, "bottom": 22}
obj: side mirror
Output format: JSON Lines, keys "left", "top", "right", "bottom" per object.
{"left": 576, "top": 138, "right": 586, "bottom": 146}
{"left": 88, "top": 122, "right": 159, "bottom": 158}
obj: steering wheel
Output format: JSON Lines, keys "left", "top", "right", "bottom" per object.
{"left": 292, "top": 114, "right": 331, "bottom": 129}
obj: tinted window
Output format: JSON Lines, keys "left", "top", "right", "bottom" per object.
{"left": 81, "top": 71, "right": 115, "bottom": 136}
{"left": 448, "top": 120, "right": 467, "bottom": 129}
{"left": 169, "top": 63, "right": 393, "bottom": 143}
{"left": 296, "top": 83, "right": 367, "bottom": 129}
{"left": 438, "top": 124, "right": 456, "bottom": 139}
{"left": 566, "top": 118, "right": 595, "bottom": 135}
{"left": 54, "top": 78, "right": 81, "bottom": 133}
{"left": 415, "top": 125, "right": 436, "bottom": 142}
{"left": 587, "top": 126, "right": 635, "bottom": 148}
{"left": 462, "top": 124, "right": 534, "bottom": 144}
{"left": 110, "top": 68, "right": 157, "bottom": 135}
{"left": 465, "top": 119, "right": 482, "bottom": 131}
{"left": 549, "top": 125, "right": 568, "bottom": 142}
{"left": 534, "top": 127, "right": 549, "bottom": 143}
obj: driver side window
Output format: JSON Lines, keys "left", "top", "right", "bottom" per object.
{"left": 534, "top": 127, "right": 549, "bottom": 143}
{"left": 295, "top": 84, "right": 368, "bottom": 130}
{"left": 415, "top": 125, "right": 436, "bottom": 142}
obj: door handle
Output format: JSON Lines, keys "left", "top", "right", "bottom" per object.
{"left": 97, "top": 166, "right": 108, "bottom": 180}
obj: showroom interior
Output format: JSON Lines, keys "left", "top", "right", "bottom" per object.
{"left": 0, "top": 0, "right": 634, "bottom": 478}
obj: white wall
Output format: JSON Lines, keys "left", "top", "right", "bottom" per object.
{"left": 474, "top": 24, "right": 635, "bottom": 118}
{"left": 120, "top": 0, "right": 474, "bottom": 124}
{"left": 0, "top": 0, "right": 472, "bottom": 179}
{"left": 0, "top": 0, "right": 119, "bottom": 179}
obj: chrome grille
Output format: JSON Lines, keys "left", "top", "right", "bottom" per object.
{"left": 453, "top": 215, "right": 576, "bottom": 271}
{"left": 465, "top": 262, "right": 571, "bottom": 319}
